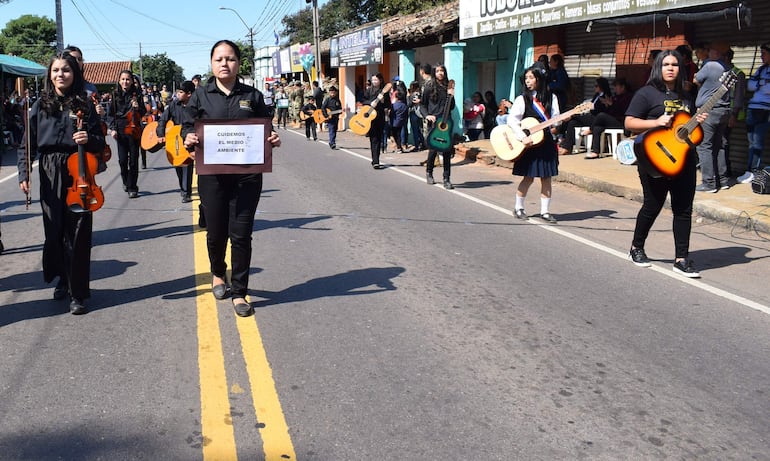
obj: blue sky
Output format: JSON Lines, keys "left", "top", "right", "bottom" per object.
{"left": 1, "top": 0, "right": 314, "bottom": 79}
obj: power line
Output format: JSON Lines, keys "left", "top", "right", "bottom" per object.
{"left": 69, "top": 0, "right": 130, "bottom": 59}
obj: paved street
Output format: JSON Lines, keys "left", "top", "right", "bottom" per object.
{"left": 0, "top": 127, "right": 768, "bottom": 460}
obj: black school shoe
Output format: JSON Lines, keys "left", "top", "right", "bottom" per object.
{"left": 69, "top": 298, "right": 87, "bottom": 315}
{"left": 53, "top": 279, "right": 68, "bottom": 300}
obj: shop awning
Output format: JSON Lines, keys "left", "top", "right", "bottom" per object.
{"left": 0, "top": 54, "right": 46, "bottom": 77}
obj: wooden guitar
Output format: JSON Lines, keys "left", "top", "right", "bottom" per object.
{"left": 490, "top": 101, "right": 593, "bottom": 161}
{"left": 141, "top": 120, "right": 173, "bottom": 152}
{"left": 634, "top": 71, "right": 737, "bottom": 178}
{"left": 299, "top": 110, "right": 312, "bottom": 121}
{"left": 349, "top": 83, "right": 392, "bottom": 136}
{"left": 426, "top": 80, "right": 456, "bottom": 152}
{"left": 164, "top": 124, "right": 193, "bottom": 167}
{"left": 313, "top": 108, "right": 343, "bottom": 125}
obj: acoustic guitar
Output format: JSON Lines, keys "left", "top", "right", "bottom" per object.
{"left": 490, "top": 101, "right": 593, "bottom": 161}
{"left": 299, "top": 110, "right": 312, "bottom": 121}
{"left": 349, "top": 83, "right": 393, "bottom": 136}
{"left": 313, "top": 108, "right": 343, "bottom": 125}
{"left": 634, "top": 71, "right": 737, "bottom": 178}
{"left": 141, "top": 120, "right": 165, "bottom": 152}
{"left": 426, "top": 80, "right": 456, "bottom": 152}
{"left": 164, "top": 124, "right": 193, "bottom": 167}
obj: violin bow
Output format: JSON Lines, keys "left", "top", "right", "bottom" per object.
{"left": 19, "top": 79, "right": 32, "bottom": 209}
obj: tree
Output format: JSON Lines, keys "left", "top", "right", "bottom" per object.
{"left": 0, "top": 15, "right": 57, "bottom": 65}
{"left": 135, "top": 53, "right": 184, "bottom": 88}
{"left": 280, "top": 0, "right": 453, "bottom": 45}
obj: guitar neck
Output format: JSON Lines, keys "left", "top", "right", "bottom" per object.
{"left": 526, "top": 106, "right": 582, "bottom": 134}
{"left": 683, "top": 85, "right": 729, "bottom": 133}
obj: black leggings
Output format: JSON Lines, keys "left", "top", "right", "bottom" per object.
{"left": 632, "top": 162, "right": 696, "bottom": 259}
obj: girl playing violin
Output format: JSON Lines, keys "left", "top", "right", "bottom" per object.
{"left": 108, "top": 70, "right": 146, "bottom": 198}
{"left": 18, "top": 52, "right": 106, "bottom": 314}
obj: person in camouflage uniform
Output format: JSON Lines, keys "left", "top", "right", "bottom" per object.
{"left": 289, "top": 82, "right": 304, "bottom": 127}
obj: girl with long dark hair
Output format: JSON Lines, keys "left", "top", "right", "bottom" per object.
{"left": 108, "top": 69, "right": 146, "bottom": 198}
{"left": 18, "top": 52, "right": 106, "bottom": 314}
{"left": 625, "top": 49, "right": 708, "bottom": 277}
{"left": 506, "top": 64, "right": 562, "bottom": 223}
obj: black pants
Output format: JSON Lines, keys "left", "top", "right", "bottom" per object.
{"left": 426, "top": 149, "right": 452, "bottom": 178}
{"left": 369, "top": 124, "right": 384, "bottom": 165}
{"left": 175, "top": 163, "right": 194, "bottom": 197}
{"left": 115, "top": 133, "right": 140, "bottom": 192}
{"left": 39, "top": 152, "right": 93, "bottom": 300}
{"left": 305, "top": 120, "right": 317, "bottom": 140}
{"left": 632, "top": 161, "right": 696, "bottom": 259}
{"left": 197, "top": 173, "right": 263, "bottom": 298}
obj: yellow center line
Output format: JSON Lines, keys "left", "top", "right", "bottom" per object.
{"left": 236, "top": 316, "right": 297, "bottom": 460}
{"left": 195, "top": 202, "right": 238, "bottom": 459}
{"left": 193, "top": 175, "right": 296, "bottom": 460}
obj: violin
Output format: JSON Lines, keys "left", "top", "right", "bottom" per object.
{"left": 66, "top": 110, "right": 104, "bottom": 213}
{"left": 125, "top": 94, "right": 142, "bottom": 139}
{"left": 90, "top": 93, "right": 112, "bottom": 164}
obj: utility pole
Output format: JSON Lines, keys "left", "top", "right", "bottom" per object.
{"left": 308, "top": 0, "right": 322, "bottom": 86}
{"left": 55, "top": 0, "right": 63, "bottom": 52}
{"left": 139, "top": 43, "right": 144, "bottom": 82}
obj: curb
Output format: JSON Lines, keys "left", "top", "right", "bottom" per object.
{"left": 456, "top": 142, "right": 768, "bottom": 234}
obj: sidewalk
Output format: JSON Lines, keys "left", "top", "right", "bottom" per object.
{"left": 455, "top": 139, "right": 770, "bottom": 233}
{"left": 320, "top": 125, "right": 770, "bottom": 233}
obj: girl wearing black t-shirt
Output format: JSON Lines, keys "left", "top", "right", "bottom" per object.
{"left": 625, "top": 50, "right": 708, "bottom": 278}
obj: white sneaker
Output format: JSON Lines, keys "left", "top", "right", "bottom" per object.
{"left": 738, "top": 171, "right": 754, "bottom": 184}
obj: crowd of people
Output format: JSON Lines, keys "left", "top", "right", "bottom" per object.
{"left": 5, "top": 38, "right": 770, "bottom": 315}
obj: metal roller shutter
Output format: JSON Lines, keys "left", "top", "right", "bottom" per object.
{"left": 691, "top": 3, "right": 770, "bottom": 173}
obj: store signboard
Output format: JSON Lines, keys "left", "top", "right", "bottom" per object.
{"left": 460, "top": 0, "right": 728, "bottom": 39}
{"left": 330, "top": 23, "right": 383, "bottom": 68}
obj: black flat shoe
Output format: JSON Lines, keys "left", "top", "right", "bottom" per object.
{"left": 233, "top": 300, "right": 254, "bottom": 317}
{"left": 212, "top": 283, "right": 229, "bottom": 300}
{"left": 514, "top": 209, "right": 527, "bottom": 220}
{"left": 69, "top": 298, "right": 87, "bottom": 315}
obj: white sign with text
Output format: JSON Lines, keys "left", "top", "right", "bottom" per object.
{"left": 203, "top": 124, "right": 265, "bottom": 165}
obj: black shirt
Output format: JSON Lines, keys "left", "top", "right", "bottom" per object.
{"left": 182, "top": 78, "right": 271, "bottom": 140}
{"left": 18, "top": 95, "right": 105, "bottom": 182}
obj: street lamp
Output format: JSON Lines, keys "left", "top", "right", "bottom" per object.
{"left": 219, "top": 6, "right": 256, "bottom": 86}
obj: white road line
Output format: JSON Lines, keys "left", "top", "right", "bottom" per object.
{"left": 322, "top": 137, "right": 770, "bottom": 316}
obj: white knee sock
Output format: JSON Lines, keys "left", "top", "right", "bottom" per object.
{"left": 515, "top": 196, "right": 525, "bottom": 211}
{"left": 540, "top": 197, "right": 550, "bottom": 215}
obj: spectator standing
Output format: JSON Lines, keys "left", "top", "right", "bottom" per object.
{"left": 548, "top": 54, "right": 570, "bottom": 112}
{"left": 389, "top": 91, "right": 408, "bottom": 152}
{"left": 463, "top": 91, "right": 486, "bottom": 141}
{"left": 725, "top": 48, "right": 746, "bottom": 176}
{"left": 483, "top": 91, "right": 497, "bottom": 139}
{"left": 738, "top": 43, "right": 770, "bottom": 184}
{"left": 407, "top": 81, "right": 425, "bottom": 151}
{"left": 274, "top": 85, "right": 289, "bottom": 129}
{"left": 693, "top": 41, "right": 731, "bottom": 192}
